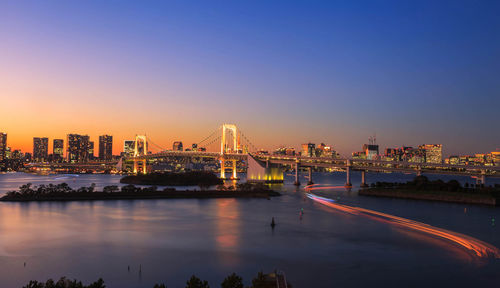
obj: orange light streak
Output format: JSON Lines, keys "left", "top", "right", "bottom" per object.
{"left": 306, "top": 193, "right": 500, "bottom": 259}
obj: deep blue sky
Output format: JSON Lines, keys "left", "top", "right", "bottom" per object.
{"left": 1, "top": 0, "right": 499, "bottom": 156}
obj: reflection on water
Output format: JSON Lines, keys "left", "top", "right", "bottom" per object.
{"left": 307, "top": 191, "right": 500, "bottom": 261}
{"left": 0, "top": 172, "right": 498, "bottom": 288}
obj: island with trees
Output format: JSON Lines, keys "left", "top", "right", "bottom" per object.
{"left": 359, "top": 176, "right": 499, "bottom": 206}
{"left": 0, "top": 182, "right": 280, "bottom": 202}
{"left": 120, "top": 171, "right": 223, "bottom": 187}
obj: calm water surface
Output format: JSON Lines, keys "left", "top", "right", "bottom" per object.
{"left": 0, "top": 172, "right": 498, "bottom": 288}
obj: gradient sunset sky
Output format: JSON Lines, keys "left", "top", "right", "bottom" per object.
{"left": 1, "top": 1, "right": 499, "bottom": 157}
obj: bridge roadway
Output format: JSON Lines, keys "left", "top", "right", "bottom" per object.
{"left": 131, "top": 151, "right": 500, "bottom": 175}
{"left": 28, "top": 151, "right": 499, "bottom": 185}
{"left": 131, "top": 151, "right": 499, "bottom": 185}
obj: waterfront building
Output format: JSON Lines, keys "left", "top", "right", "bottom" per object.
{"left": 67, "top": 134, "right": 90, "bottom": 162}
{"left": 273, "top": 147, "right": 287, "bottom": 155}
{"left": 33, "top": 137, "right": 49, "bottom": 162}
{"left": 419, "top": 144, "right": 443, "bottom": 164}
{"left": 286, "top": 147, "right": 296, "bottom": 156}
{"left": 5, "top": 147, "right": 11, "bottom": 159}
{"left": 11, "top": 149, "right": 22, "bottom": 160}
{"left": 0, "top": 132, "right": 7, "bottom": 161}
{"left": 99, "top": 135, "right": 113, "bottom": 160}
{"left": 173, "top": 141, "right": 183, "bottom": 151}
{"left": 53, "top": 139, "right": 64, "bottom": 161}
{"left": 352, "top": 151, "right": 366, "bottom": 159}
{"left": 448, "top": 155, "right": 460, "bottom": 165}
{"left": 302, "top": 143, "right": 315, "bottom": 157}
{"left": 492, "top": 151, "right": 500, "bottom": 166}
{"left": 363, "top": 144, "right": 379, "bottom": 160}
{"left": 24, "top": 152, "right": 32, "bottom": 162}
{"left": 124, "top": 140, "right": 135, "bottom": 157}
{"left": 88, "top": 141, "right": 95, "bottom": 160}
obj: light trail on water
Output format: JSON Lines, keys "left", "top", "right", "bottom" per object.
{"left": 305, "top": 185, "right": 500, "bottom": 259}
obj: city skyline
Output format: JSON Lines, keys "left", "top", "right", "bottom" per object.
{"left": 0, "top": 128, "right": 499, "bottom": 159}
{"left": 1, "top": 1, "right": 499, "bottom": 157}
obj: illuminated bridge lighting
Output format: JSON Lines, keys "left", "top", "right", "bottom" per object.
{"left": 306, "top": 193, "right": 500, "bottom": 259}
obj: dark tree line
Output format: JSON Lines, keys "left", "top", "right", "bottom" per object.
{"left": 23, "top": 271, "right": 291, "bottom": 288}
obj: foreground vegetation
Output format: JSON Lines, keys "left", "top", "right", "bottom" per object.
{"left": 1, "top": 182, "right": 279, "bottom": 202}
{"left": 120, "top": 171, "right": 223, "bottom": 187}
{"left": 23, "top": 272, "right": 291, "bottom": 288}
{"left": 360, "top": 176, "right": 500, "bottom": 206}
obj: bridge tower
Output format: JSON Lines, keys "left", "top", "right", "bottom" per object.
{"left": 220, "top": 124, "right": 239, "bottom": 179}
{"left": 133, "top": 135, "right": 148, "bottom": 174}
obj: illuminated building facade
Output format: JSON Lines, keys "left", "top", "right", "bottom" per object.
{"left": 363, "top": 144, "right": 379, "bottom": 160}
{"left": 173, "top": 141, "right": 183, "bottom": 151}
{"left": 88, "top": 141, "right": 95, "bottom": 160}
{"left": 99, "top": 135, "right": 113, "bottom": 160}
{"left": 67, "top": 134, "right": 90, "bottom": 162}
{"left": 420, "top": 144, "right": 443, "bottom": 164}
{"left": 301, "top": 143, "right": 316, "bottom": 157}
{"left": 53, "top": 139, "right": 64, "bottom": 161}
{"left": 0, "top": 132, "right": 6, "bottom": 162}
{"left": 33, "top": 137, "right": 49, "bottom": 162}
{"left": 124, "top": 140, "right": 135, "bottom": 157}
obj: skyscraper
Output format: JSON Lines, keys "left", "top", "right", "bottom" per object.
{"left": 301, "top": 143, "right": 315, "bottom": 157}
{"left": 0, "top": 133, "right": 7, "bottom": 162}
{"left": 33, "top": 137, "right": 49, "bottom": 162}
{"left": 53, "top": 139, "right": 64, "bottom": 161}
{"left": 89, "top": 141, "right": 95, "bottom": 160}
{"left": 67, "top": 134, "right": 90, "bottom": 162}
{"left": 363, "top": 144, "right": 379, "bottom": 160}
{"left": 173, "top": 141, "right": 183, "bottom": 151}
{"left": 124, "top": 140, "right": 135, "bottom": 157}
{"left": 99, "top": 135, "right": 113, "bottom": 160}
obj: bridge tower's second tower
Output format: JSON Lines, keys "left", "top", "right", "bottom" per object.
{"left": 220, "top": 124, "right": 240, "bottom": 179}
{"left": 133, "top": 135, "right": 148, "bottom": 174}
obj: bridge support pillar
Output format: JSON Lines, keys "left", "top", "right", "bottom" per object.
{"left": 360, "top": 170, "right": 368, "bottom": 187}
{"left": 133, "top": 159, "right": 147, "bottom": 174}
{"left": 294, "top": 162, "right": 300, "bottom": 186}
{"left": 220, "top": 158, "right": 225, "bottom": 179}
{"left": 231, "top": 159, "right": 237, "bottom": 179}
{"left": 345, "top": 160, "right": 352, "bottom": 188}
{"left": 307, "top": 167, "right": 314, "bottom": 185}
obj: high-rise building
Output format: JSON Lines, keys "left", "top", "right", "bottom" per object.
{"left": 99, "top": 135, "right": 113, "bottom": 160}
{"left": 124, "top": 140, "right": 135, "bottom": 157}
{"left": 5, "top": 147, "right": 11, "bottom": 159}
{"left": 53, "top": 139, "right": 64, "bottom": 161}
{"left": 173, "top": 141, "right": 183, "bottom": 151}
{"left": 301, "top": 143, "right": 315, "bottom": 157}
{"left": 33, "top": 137, "right": 49, "bottom": 162}
{"left": 67, "top": 134, "right": 90, "bottom": 162}
{"left": 0, "top": 132, "right": 7, "bottom": 162}
{"left": 363, "top": 144, "right": 379, "bottom": 160}
{"left": 89, "top": 141, "right": 95, "bottom": 160}
{"left": 420, "top": 144, "right": 443, "bottom": 164}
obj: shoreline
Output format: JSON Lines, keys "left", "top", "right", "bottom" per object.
{"left": 359, "top": 188, "right": 497, "bottom": 206}
{"left": 0, "top": 189, "right": 281, "bottom": 202}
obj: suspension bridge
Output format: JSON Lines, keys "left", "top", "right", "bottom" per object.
{"left": 123, "top": 123, "right": 500, "bottom": 186}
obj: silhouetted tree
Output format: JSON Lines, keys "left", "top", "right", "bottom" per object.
{"left": 185, "top": 275, "right": 210, "bottom": 288}
{"left": 86, "top": 278, "right": 105, "bottom": 288}
{"left": 153, "top": 284, "right": 167, "bottom": 288}
{"left": 221, "top": 273, "right": 243, "bottom": 288}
